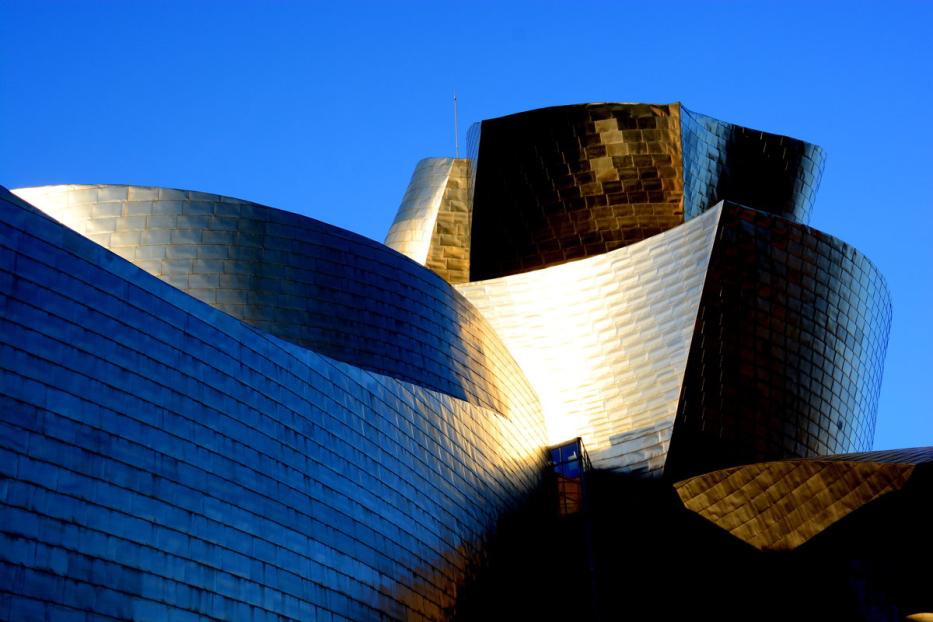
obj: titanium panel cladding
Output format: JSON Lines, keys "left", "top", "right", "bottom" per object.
{"left": 469, "top": 103, "right": 684, "bottom": 280}
{"left": 680, "top": 107, "right": 825, "bottom": 223}
{"left": 456, "top": 207, "right": 721, "bottom": 475}
{"left": 424, "top": 158, "right": 471, "bottom": 284}
{"left": 666, "top": 202, "right": 892, "bottom": 480}
{"left": 385, "top": 157, "right": 456, "bottom": 264}
{"left": 0, "top": 188, "right": 547, "bottom": 621}
{"left": 13, "top": 184, "right": 538, "bottom": 419}
{"left": 674, "top": 449, "right": 933, "bottom": 550}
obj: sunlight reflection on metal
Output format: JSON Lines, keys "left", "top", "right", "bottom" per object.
{"left": 457, "top": 207, "right": 721, "bottom": 475}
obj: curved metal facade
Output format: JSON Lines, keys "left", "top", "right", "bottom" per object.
{"left": 13, "top": 184, "right": 536, "bottom": 417}
{"left": 469, "top": 103, "right": 685, "bottom": 281}
{"left": 680, "top": 106, "right": 825, "bottom": 223}
{"left": 665, "top": 202, "right": 892, "bottom": 479}
{"left": 395, "top": 103, "right": 825, "bottom": 283}
{"left": 675, "top": 448, "right": 933, "bottom": 550}
{"left": 0, "top": 100, "right": 904, "bottom": 620}
{"left": 385, "top": 158, "right": 472, "bottom": 284}
{"left": 0, "top": 187, "right": 546, "bottom": 621}
{"left": 381, "top": 103, "right": 883, "bottom": 482}
{"left": 384, "top": 158, "right": 455, "bottom": 264}
{"left": 456, "top": 207, "right": 721, "bottom": 475}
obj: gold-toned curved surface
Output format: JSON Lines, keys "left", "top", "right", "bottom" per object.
{"left": 468, "top": 103, "right": 685, "bottom": 280}
{"left": 385, "top": 158, "right": 455, "bottom": 263}
{"left": 455, "top": 206, "right": 722, "bottom": 474}
{"left": 385, "top": 157, "right": 472, "bottom": 283}
{"left": 389, "top": 104, "right": 826, "bottom": 285}
{"left": 674, "top": 448, "right": 933, "bottom": 551}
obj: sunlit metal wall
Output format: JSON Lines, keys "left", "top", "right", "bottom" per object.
{"left": 423, "top": 158, "right": 471, "bottom": 284}
{"left": 0, "top": 187, "right": 547, "bottom": 621}
{"left": 674, "top": 448, "right": 932, "bottom": 551}
{"left": 13, "top": 184, "right": 536, "bottom": 418}
{"left": 456, "top": 207, "right": 721, "bottom": 475}
{"left": 384, "top": 157, "right": 454, "bottom": 264}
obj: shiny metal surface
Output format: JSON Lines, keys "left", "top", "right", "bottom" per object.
{"left": 1, "top": 99, "right": 905, "bottom": 619}
{"left": 389, "top": 103, "right": 827, "bottom": 285}
{"left": 385, "top": 158, "right": 472, "bottom": 283}
{"left": 12, "top": 184, "right": 538, "bottom": 419}
{"left": 674, "top": 449, "right": 930, "bottom": 550}
{"left": 0, "top": 186, "right": 547, "bottom": 621}
{"left": 456, "top": 207, "right": 721, "bottom": 474}
{"left": 384, "top": 157, "right": 454, "bottom": 264}
{"left": 681, "top": 106, "right": 825, "bottom": 223}
{"left": 666, "top": 202, "right": 893, "bottom": 479}
{"left": 424, "top": 158, "right": 471, "bottom": 284}
{"left": 468, "top": 103, "right": 685, "bottom": 280}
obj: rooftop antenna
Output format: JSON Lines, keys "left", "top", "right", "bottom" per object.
{"left": 453, "top": 90, "right": 460, "bottom": 159}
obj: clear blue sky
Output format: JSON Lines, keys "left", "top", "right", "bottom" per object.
{"left": 2, "top": 1, "right": 930, "bottom": 450}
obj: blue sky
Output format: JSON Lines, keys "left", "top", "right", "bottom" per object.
{"left": 2, "top": 1, "right": 930, "bottom": 450}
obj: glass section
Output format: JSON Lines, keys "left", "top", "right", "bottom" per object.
{"left": 548, "top": 438, "right": 592, "bottom": 516}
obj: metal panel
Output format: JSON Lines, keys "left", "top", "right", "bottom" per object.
{"left": 468, "top": 103, "right": 685, "bottom": 280}
{"left": 424, "top": 158, "right": 471, "bottom": 284}
{"left": 384, "top": 157, "right": 454, "bottom": 264}
{"left": 666, "top": 202, "right": 892, "bottom": 479}
{"left": 0, "top": 186, "right": 547, "bottom": 621}
{"left": 13, "top": 184, "right": 537, "bottom": 419}
{"left": 674, "top": 449, "right": 931, "bottom": 550}
{"left": 456, "top": 207, "right": 721, "bottom": 475}
{"left": 681, "top": 106, "right": 825, "bottom": 223}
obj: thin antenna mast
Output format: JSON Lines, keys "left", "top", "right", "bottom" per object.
{"left": 453, "top": 90, "right": 460, "bottom": 158}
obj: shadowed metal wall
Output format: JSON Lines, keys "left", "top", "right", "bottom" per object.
{"left": 680, "top": 107, "right": 825, "bottom": 223}
{"left": 13, "top": 184, "right": 536, "bottom": 417}
{"left": 468, "top": 103, "right": 684, "bottom": 280}
{"left": 665, "top": 202, "right": 891, "bottom": 480}
{"left": 390, "top": 104, "right": 825, "bottom": 285}
{"left": 0, "top": 187, "right": 547, "bottom": 621}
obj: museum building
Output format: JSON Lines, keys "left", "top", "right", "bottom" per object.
{"left": 1, "top": 103, "right": 929, "bottom": 621}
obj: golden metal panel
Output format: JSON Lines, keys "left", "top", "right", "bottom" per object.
{"left": 675, "top": 456, "right": 920, "bottom": 550}
{"left": 425, "top": 158, "right": 471, "bottom": 283}
{"left": 386, "top": 157, "right": 472, "bottom": 283}
{"left": 384, "top": 157, "right": 455, "bottom": 264}
{"left": 455, "top": 206, "right": 722, "bottom": 474}
{"left": 468, "top": 103, "right": 685, "bottom": 280}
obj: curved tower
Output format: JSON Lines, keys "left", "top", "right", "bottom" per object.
{"left": 386, "top": 102, "right": 890, "bottom": 478}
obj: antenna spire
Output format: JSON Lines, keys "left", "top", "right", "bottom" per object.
{"left": 453, "top": 90, "right": 460, "bottom": 159}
